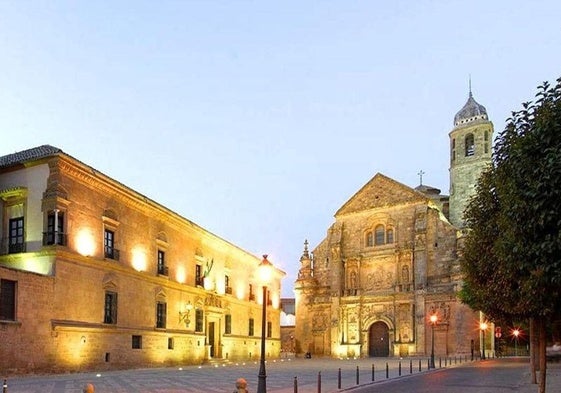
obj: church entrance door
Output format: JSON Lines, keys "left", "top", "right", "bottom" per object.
{"left": 368, "top": 321, "right": 389, "bottom": 357}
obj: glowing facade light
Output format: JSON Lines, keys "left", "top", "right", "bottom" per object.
{"left": 75, "top": 228, "right": 96, "bottom": 257}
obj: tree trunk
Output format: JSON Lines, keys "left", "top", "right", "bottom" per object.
{"left": 538, "top": 317, "right": 547, "bottom": 393}
{"left": 530, "top": 318, "right": 538, "bottom": 384}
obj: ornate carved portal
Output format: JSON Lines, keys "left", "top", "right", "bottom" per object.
{"left": 368, "top": 321, "right": 389, "bottom": 357}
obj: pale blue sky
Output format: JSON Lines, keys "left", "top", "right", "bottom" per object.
{"left": 1, "top": 1, "right": 560, "bottom": 297}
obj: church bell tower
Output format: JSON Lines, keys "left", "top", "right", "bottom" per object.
{"left": 449, "top": 87, "right": 494, "bottom": 227}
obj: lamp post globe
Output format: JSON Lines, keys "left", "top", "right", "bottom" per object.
{"left": 257, "top": 254, "right": 274, "bottom": 393}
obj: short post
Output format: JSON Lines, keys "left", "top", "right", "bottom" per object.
{"left": 418, "top": 359, "right": 421, "bottom": 372}
{"left": 294, "top": 376, "right": 298, "bottom": 393}
{"left": 338, "top": 368, "right": 341, "bottom": 389}
{"left": 3, "top": 379, "right": 7, "bottom": 393}
{"left": 409, "top": 359, "right": 413, "bottom": 374}
{"left": 356, "top": 366, "right": 359, "bottom": 385}
{"left": 427, "top": 358, "right": 430, "bottom": 370}
{"left": 398, "top": 361, "right": 401, "bottom": 376}
{"left": 317, "top": 371, "right": 321, "bottom": 393}
{"left": 385, "top": 362, "right": 389, "bottom": 379}
{"left": 439, "top": 357, "right": 442, "bottom": 368}
{"left": 372, "top": 364, "right": 375, "bottom": 381}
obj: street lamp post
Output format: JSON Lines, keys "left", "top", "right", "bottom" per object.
{"left": 513, "top": 328, "right": 520, "bottom": 356}
{"left": 480, "top": 322, "right": 488, "bottom": 360}
{"left": 430, "top": 314, "right": 437, "bottom": 369}
{"left": 257, "top": 255, "right": 274, "bottom": 393}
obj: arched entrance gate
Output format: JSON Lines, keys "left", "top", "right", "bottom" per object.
{"left": 368, "top": 321, "right": 390, "bottom": 357}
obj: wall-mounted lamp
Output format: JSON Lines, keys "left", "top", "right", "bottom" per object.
{"left": 179, "top": 302, "right": 194, "bottom": 327}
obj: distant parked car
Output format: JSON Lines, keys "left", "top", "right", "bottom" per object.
{"left": 546, "top": 343, "right": 561, "bottom": 362}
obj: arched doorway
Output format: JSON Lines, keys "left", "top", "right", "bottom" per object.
{"left": 368, "top": 321, "right": 389, "bottom": 357}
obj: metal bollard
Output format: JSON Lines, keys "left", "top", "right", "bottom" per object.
{"left": 317, "top": 371, "right": 321, "bottom": 393}
{"left": 427, "top": 358, "right": 430, "bottom": 370}
{"left": 356, "top": 366, "right": 359, "bottom": 385}
{"left": 439, "top": 357, "right": 442, "bottom": 368}
{"left": 386, "top": 362, "right": 389, "bottom": 379}
{"left": 3, "top": 378, "right": 7, "bottom": 393}
{"left": 372, "top": 364, "right": 375, "bottom": 381}
{"left": 398, "top": 361, "right": 401, "bottom": 376}
{"left": 419, "top": 359, "right": 421, "bottom": 372}
{"left": 338, "top": 368, "right": 341, "bottom": 389}
{"left": 410, "top": 359, "right": 413, "bottom": 374}
{"left": 294, "top": 376, "right": 298, "bottom": 393}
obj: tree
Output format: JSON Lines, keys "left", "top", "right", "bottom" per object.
{"left": 460, "top": 77, "right": 561, "bottom": 393}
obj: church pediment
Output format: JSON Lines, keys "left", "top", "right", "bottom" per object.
{"left": 335, "top": 173, "right": 427, "bottom": 217}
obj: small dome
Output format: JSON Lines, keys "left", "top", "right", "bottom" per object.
{"left": 454, "top": 92, "right": 488, "bottom": 126}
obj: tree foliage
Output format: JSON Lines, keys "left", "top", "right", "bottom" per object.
{"left": 461, "top": 77, "right": 561, "bottom": 322}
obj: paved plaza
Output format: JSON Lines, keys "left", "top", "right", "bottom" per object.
{"left": 3, "top": 357, "right": 560, "bottom": 393}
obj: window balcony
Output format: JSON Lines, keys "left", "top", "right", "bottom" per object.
{"left": 225, "top": 286, "right": 233, "bottom": 295}
{"left": 158, "top": 266, "right": 169, "bottom": 276}
{"left": 42, "top": 232, "right": 68, "bottom": 246}
{"left": 104, "top": 247, "right": 120, "bottom": 261}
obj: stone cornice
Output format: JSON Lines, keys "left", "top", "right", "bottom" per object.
{"left": 55, "top": 155, "right": 260, "bottom": 261}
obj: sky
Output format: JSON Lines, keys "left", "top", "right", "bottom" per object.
{"left": 1, "top": 1, "right": 560, "bottom": 297}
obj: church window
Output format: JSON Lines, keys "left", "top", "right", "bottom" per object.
{"left": 465, "top": 134, "right": 475, "bottom": 156}
{"left": 366, "top": 231, "right": 374, "bottom": 247}
{"left": 387, "top": 228, "right": 394, "bottom": 244}
{"left": 484, "top": 130, "right": 489, "bottom": 153}
{"left": 375, "top": 225, "right": 385, "bottom": 245}
{"left": 451, "top": 138, "right": 456, "bottom": 162}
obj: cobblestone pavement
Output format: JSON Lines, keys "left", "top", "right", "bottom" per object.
{"left": 3, "top": 356, "right": 559, "bottom": 393}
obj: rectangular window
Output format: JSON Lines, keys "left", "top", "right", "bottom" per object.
{"left": 132, "top": 335, "right": 142, "bottom": 349}
{"left": 157, "top": 250, "right": 167, "bottom": 275}
{"left": 104, "top": 229, "right": 119, "bottom": 260}
{"left": 249, "top": 284, "right": 255, "bottom": 301}
{"left": 45, "top": 211, "right": 65, "bottom": 245}
{"left": 156, "top": 302, "right": 167, "bottom": 329}
{"left": 8, "top": 217, "right": 25, "bottom": 254}
{"left": 195, "top": 309, "right": 203, "bottom": 332}
{"left": 225, "top": 314, "right": 232, "bottom": 334}
{"left": 267, "top": 321, "right": 272, "bottom": 338}
{"left": 104, "top": 291, "right": 118, "bottom": 324}
{"left": 249, "top": 318, "right": 254, "bottom": 336}
{"left": 195, "top": 265, "right": 203, "bottom": 286}
{"left": 267, "top": 289, "right": 272, "bottom": 306}
{"left": 0, "top": 279, "right": 17, "bottom": 320}
{"left": 225, "top": 275, "right": 232, "bottom": 294}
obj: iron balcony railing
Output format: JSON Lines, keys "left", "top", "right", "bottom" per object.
{"left": 42, "top": 232, "right": 68, "bottom": 246}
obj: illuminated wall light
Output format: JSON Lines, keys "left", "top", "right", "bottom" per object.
{"left": 131, "top": 247, "right": 147, "bottom": 272}
{"left": 176, "top": 265, "right": 186, "bottom": 284}
{"left": 75, "top": 228, "right": 96, "bottom": 257}
{"left": 235, "top": 282, "right": 245, "bottom": 300}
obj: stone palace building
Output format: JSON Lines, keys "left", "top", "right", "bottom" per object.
{"left": 0, "top": 146, "right": 284, "bottom": 374}
{"left": 294, "top": 91, "right": 494, "bottom": 358}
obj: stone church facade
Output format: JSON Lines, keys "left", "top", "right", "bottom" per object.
{"left": 294, "top": 91, "right": 494, "bottom": 358}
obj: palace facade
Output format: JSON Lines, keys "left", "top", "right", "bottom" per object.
{"left": 294, "top": 91, "right": 494, "bottom": 358}
{"left": 0, "top": 145, "right": 284, "bottom": 374}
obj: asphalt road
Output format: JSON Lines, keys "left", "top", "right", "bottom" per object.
{"left": 349, "top": 358, "right": 556, "bottom": 393}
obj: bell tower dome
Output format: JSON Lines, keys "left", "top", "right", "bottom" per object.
{"left": 448, "top": 87, "right": 493, "bottom": 227}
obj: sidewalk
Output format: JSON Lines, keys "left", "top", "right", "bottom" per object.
{"left": 516, "top": 360, "right": 561, "bottom": 393}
